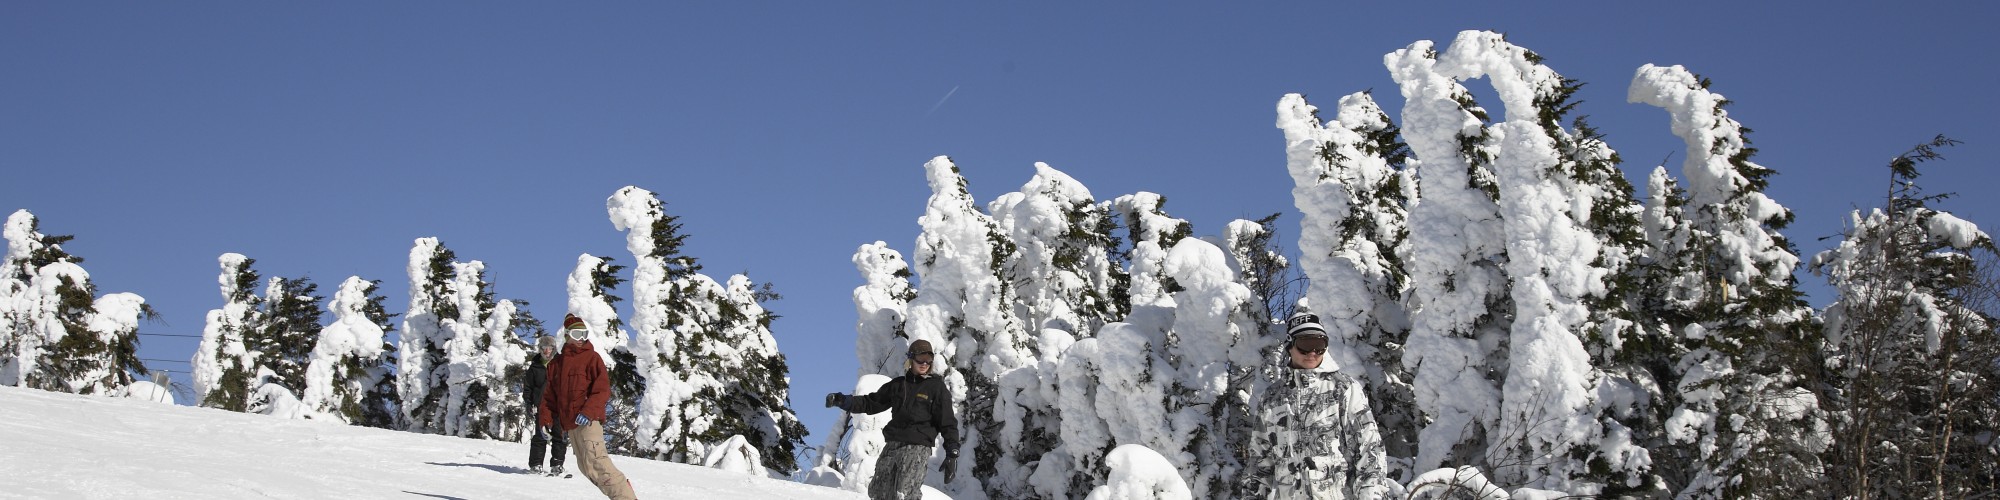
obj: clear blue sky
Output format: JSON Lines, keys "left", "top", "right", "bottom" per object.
{"left": 5, "top": 2, "right": 1995, "bottom": 456}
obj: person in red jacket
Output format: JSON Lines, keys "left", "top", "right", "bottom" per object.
{"left": 538, "top": 314, "right": 636, "bottom": 500}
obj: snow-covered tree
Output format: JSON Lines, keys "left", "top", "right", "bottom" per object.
{"left": 566, "top": 254, "right": 640, "bottom": 453}
{"left": 193, "top": 253, "right": 260, "bottom": 411}
{"left": 1, "top": 210, "right": 153, "bottom": 395}
{"left": 1386, "top": 34, "right": 1511, "bottom": 477}
{"left": 707, "top": 274, "right": 809, "bottom": 475}
{"left": 435, "top": 259, "right": 530, "bottom": 440}
{"left": 1276, "top": 90, "right": 1418, "bottom": 473}
{"left": 609, "top": 186, "right": 803, "bottom": 473}
{"left": 906, "top": 156, "right": 1028, "bottom": 497}
{"left": 1631, "top": 63, "right": 1829, "bottom": 498}
{"left": 397, "top": 237, "right": 530, "bottom": 439}
{"left": 814, "top": 243, "right": 914, "bottom": 488}
{"left": 1810, "top": 136, "right": 1999, "bottom": 499}
{"left": 611, "top": 185, "right": 722, "bottom": 463}
{"left": 1161, "top": 237, "right": 1267, "bottom": 498}
{"left": 248, "top": 275, "right": 323, "bottom": 408}
{"left": 985, "top": 163, "right": 1125, "bottom": 497}
{"left": 300, "top": 277, "right": 390, "bottom": 423}
{"left": 399, "top": 238, "right": 455, "bottom": 433}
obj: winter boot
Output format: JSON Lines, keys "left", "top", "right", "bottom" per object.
{"left": 547, "top": 465, "right": 566, "bottom": 477}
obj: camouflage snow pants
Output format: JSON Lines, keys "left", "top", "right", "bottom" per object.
{"left": 869, "top": 441, "right": 932, "bottom": 500}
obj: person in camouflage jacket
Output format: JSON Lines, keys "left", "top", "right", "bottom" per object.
{"left": 1245, "top": 313, "right": 1390, "bottom": 499}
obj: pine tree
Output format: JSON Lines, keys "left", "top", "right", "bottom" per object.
{"left": 1, "top": 210, "right": 153, "bottom": 395}
{"left": 1276, "top": 90, "right": 1418, "bottom": 476}
{"left": 301, "top": 276, "right": 391, "bottom": 423}
{"left": 194, "top": 253, "right": 260, "bottom": 411}
{"left": 399, "top": 237, "right": 457, "bottom": 434}
{"left": 818, "top": 242, "right": 915, "bottom": 484}
{"left": 1387, "top": 37, "right": 1511, "bottom": 476}
{"left": 610, "top": 185, "right": 723, "bottom": 463}
{"left": 356, "top": 277, "right": 402, "bottom": 430}
{"left": 906, "top": 156, "right": 1029, "bottom": 495}
{"left": 1810, "top": 136, "right": 1999, "bottom": 499}
{"left": 707, "top": 275, "right": 809, "bottom": 475}
{"left": 250, "top": 276, "right": 324, "bottom": 401}
{"left": 985, "top": 162, "right": 1124, "bottom": 497}
{"left": 567, "top": 254, "right": 641, "bottom": 454}
{"left": 1631, "top": 63, "right": 1829, "bottom": 499}
{"left": 433, "top": 258, "right": 529, "bottom": 440}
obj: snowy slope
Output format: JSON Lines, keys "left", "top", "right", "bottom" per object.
{"left": 0, "top": 385, "right": 859, "bottom": 499}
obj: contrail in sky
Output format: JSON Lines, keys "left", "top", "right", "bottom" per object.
{"left": 925, "top": 85, "right": 960, "bottom": 118}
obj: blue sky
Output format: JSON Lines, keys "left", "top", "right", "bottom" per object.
{"left": 5, "top": 1, "right": 1995, "bottom": 458}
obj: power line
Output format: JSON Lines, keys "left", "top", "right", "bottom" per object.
{"left": 138, "top": 333, "right": 204, "bottom": 339}
{"left": 139, "top": 358, "right": 189, "bottom": 364}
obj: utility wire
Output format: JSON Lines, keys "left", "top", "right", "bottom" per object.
{"left": 137, "top": 333, "right": 204, "bottom": 339}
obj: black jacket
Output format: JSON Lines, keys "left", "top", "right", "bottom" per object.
{"left": 843, "top": 370, "right": 959, "bottom": 451}
{"left": 523, "top": 353, "right": 550, "bottom": 410}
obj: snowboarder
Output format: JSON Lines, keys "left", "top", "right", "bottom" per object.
{"left": 524, "top": 334, "right": 567, "bottom": 477}
{"left": 539, "top": 314, "right": 637, "bottom": 500}
{"left": 1244, "top": 312, "right": 1390, "bottom": 499}
{"left": 825, "top": 339, "right": 960, "bottom": 500}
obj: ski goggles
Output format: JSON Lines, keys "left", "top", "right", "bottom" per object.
{"left": 907, "top": 351, "right": 935, "bottom": 365}
{"left": 565, "top": 327, "right": 590, "bottom": 342}
{"left": 1291, "top": 334, "right": 1329, "bottom": 355}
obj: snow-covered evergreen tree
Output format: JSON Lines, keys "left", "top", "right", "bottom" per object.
{"left": 193, "top": 253, "right": 260, "bottom": 411}
{"left": 1386, "top": 34, "right": 1511, "bottom": 476}
{"left": 1437, "top": 31, "right": 1622, "bottom": 493}
{"left": 1809, "top": 136, "right": 1999, "bottom": 499}
{"left": 1630, "top": 63, "right": 1829, "bottom": 499}
{"left": 708, "top": 274, "right": 809, "bottom": 475}
{"left": 815, "top": 243, "right": 914, "bottom": 488}
{"left": 434, "top": 258, "right": 530, "bottom": 440}
{"left": 1276, "top": 90, "right": 1418, "bottom": 474}
{"left": 566, "top": 254, "right": 639, "bottom": 453}
{"left": 399, "top": 237, "right": 457, "bottom": 434}
{"left": 248, "top": 275, "right": 323, "bottom": 410}
{"left": 1161, "top": 237, "right": 1266, "bottom": 498}
{"left": 300, "top": 276, "right": 390, "bottom": 423}
{"left": 985, "top": 163, "right": 1123, "bottom": 497}
{"left": 0, "top": 210, "right": 152, "bottom": 395}
{"left": 906, "top": 156, "right": 1026, "bottom": 498}
{"left": 610, "top": 185, "right": 723, "bottom": 463}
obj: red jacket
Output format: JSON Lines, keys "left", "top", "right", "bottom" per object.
{"left": 537, "top": 340, "right": 610, "bottom": 431}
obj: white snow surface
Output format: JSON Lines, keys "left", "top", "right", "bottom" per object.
{"left": 0, "top": 385, "right": 861, "bottom": 499}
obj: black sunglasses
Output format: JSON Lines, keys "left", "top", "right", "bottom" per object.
{"left": 1292, "top": 346, "right": 1327, "bottom": 355}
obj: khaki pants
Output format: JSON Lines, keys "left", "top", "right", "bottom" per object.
{"left": 567, "top": 420, "right": 637, "bottom": 500}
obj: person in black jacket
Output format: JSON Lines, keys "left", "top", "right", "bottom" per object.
{"left": 826, "top": 339, "right": 960, "bottom": 500}
{"left": 524, "top": 334, "right": 567, "bottom": 476}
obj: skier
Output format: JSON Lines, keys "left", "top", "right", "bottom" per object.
{"left": 825, "top": 339, "right": 960, "bottom": 500}
{"left": 539, "top": 314, "right": 636, "bottom": 500}
{"left": 524, "top": 334, "right": 567, "bottom": 476}
{"left": 1244, "top": 312, "right": 1390, "bottom": 499}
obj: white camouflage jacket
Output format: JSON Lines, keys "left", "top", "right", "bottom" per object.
{"left": 1244, "top": 363, "right": 1389, "bottom": 499}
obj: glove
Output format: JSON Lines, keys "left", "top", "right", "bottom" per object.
{"left": 575, "top": 414, "right": 590, "bottom": 426}
{"left": 536, "top": 427, "right": 549, "bottom": 440}
{"left": 941, "top": 450, "right": 958, "bottom": 482}
{"left": 825, "top": 392, "right": 846, "bottom": 409}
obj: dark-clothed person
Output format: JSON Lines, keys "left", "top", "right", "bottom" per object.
{"left": 827, "top": 339, "right": 960, "bottom": 500}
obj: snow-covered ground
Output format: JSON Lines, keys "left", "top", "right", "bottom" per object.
{"left": 0, "top": 385, "right": 859, "bottom": 499}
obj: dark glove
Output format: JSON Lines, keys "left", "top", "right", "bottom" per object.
{"left": 536, "top": 427, "right": 549, "bottom": 440}
{"left": 941, "top": 450, "right": 958, "bottom": 482}
{"left": 825, "top": 392, "right": 846, "bottom": 409}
